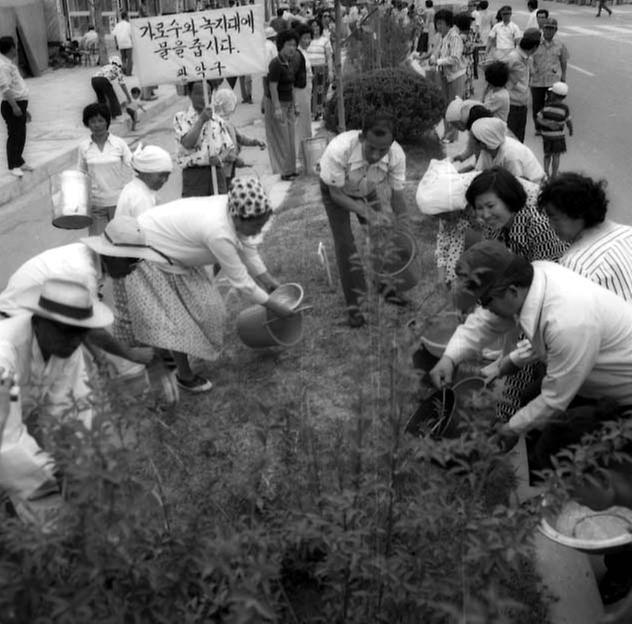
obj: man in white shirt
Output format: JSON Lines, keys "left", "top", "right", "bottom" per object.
{"left": 111, "top": 11, "right": 133, "bottom": 76}
{"left": 319, "top": 112, "right": 409, "bottom": 327}
{"left": 430, "top": 241, "right": 632, "bottom": 439}
{"left": 0, "top": 279, "right": 113, "bottom": 504}
{"left": 486, "top": 6, "right": 522, "bottom": 61}
{"left": 0, "top": 36, "right": 32, "bottom": 178}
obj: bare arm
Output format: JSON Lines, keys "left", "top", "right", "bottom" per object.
{"left": 180, "top": 108, "right": 212, "bottom": 149}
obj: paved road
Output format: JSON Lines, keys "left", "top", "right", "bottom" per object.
{"left": 509, "top": 1, "right": 632, "bottom": 223}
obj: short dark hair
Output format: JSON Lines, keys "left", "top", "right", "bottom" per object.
{"left": 527, "top": 0, "right": 538, "bottom": 10}
{"left": 466, "top": 105, "right": 493, "bottom": 130}
{"left": 465, "top": 166, "right": 527, "bottom": 214}
{"left": 295, "top": 23, "right": 312, "bottom": 38}
{"left": 0, "top": 36, "right": 16, "bottom": 55}
{"left": 538, "top": 173, "right": 609, "bottom": 228}
{"left": 185, "top": 79, "right": 217, "bottom": 95}
{"left": 309, "top": 18, "right": 324, "bottom": 34}
{"left": 536, "top": 8, "right": 549, "bottom": 17}
{"left": 276, "top": 28, "right": 299, "bottom": 51}
{"left": 361, "top": 112, "right": 396, "bottom": 139}
{"left": 276, "top": 8, "right": 284, "bottom": 16}
{"left": 82, "top": 102, "right": 111, "bottom": 128}
{"left": 519, "top": 33, "right": 541, "bottom": 52}
{"left": 425, "top": 0, "right": 434, "bottom": 6}
{"left": 484, "top": 60, "right": 509, "bottom": 88}
{"left": 454, "top": 12, "right": 473, "bottom": 32}
{"left": 131, "top": 86, "right": 141, "bottom": 95}
{"left": 478, "top": 0, "right": 488, "bottom": 8}
{"left": 434, "top": 9, "right": 454, "bottom": 27}
{"left": 121, "top": 11, "right": 128, "bottom": 19}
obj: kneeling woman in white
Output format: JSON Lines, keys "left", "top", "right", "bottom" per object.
{"left": 94, "top": 177, "right": 294, "bottom": 393}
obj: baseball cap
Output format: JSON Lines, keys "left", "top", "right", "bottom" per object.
{"left": 549, "top": 81, "right": 568, "bottom": 97}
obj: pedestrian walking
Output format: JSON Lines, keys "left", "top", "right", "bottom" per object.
{"left": 77, "top": 103, "right": 133, "bottom": 235}
{"left": 90, "top": 56, "right": 132, "bottom": 119}
{"left": 112, "top": 11, "right": 134, "bottom": 76}
{"left": 263, "top": 29, "right": 299, "bottom": 180}
{"left": 596, "top": 0, "right": 612, "bottom": 17}
{"left": 505, "top": 28, "right": 541, "bottom": 143}
{"left": 294, "top": 24, "right": 313, "bottom": 170}
{"left": 0, "top": 36, "right": 32, "bottom": 178}
{"left": 430, "top": 9, "right": 468, "bottom": 143}
{"left": 529, "top": 18, "right": 568, "bottom": 133}
{"left": 173, "top": 80, "right": 234, "bottom": 197}
{"left": 536, "top": 82, "right": 573, "bottom": 179}
{"left": 486, "top": 6, "right": 522, "bottom": 61}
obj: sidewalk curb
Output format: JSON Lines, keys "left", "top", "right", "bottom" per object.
{"left": 0, "top": 92, "right": 180, "bottom": 210}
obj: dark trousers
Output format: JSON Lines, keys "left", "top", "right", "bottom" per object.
{"left": 321, "top": 181, "right": 367, "bottom": 311}
{"left": 0, "top": 99, "right": 28, "bottom": 169}
{"left": 181, "top": 166, "right": 227, "bottom": 198}
{"left": 530, "top": 87, "right": 548, "bottom": 126}
{"left": 91, "top": 76, "right": 122, "bottom": 117}
{"left": 120, "top": 48, "right": 133, "bottom": 75}
{"left": 507, "top": 104, "right": 528, "bottom": 143}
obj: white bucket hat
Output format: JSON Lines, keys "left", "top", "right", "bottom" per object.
{"left": 81, "top": 217, "right": 173, "bottom": 265}
{"left": 22, "top": 278, "right": 114, "bottom": 329}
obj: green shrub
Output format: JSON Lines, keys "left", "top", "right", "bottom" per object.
{"left": 324, "top": 67, "right": 445, "bottom": 145}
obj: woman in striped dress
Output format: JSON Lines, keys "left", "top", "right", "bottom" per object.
{"left": 539, "top": 173, "right": 632, "bottom": 301}
{"left": 306, "top": 19, "right": 333, "bottom": 121}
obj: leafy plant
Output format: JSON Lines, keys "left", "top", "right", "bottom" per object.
{"left": 324, "top": 67, "right": 445, "bottom": 144}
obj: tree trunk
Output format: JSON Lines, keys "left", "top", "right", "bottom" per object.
{"left": 89, "top": 0, "right": 109, "bottom": 66}
{"left": 334, "top": 0, "right": 345, "bottom": 132}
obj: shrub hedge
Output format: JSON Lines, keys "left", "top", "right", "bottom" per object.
{"left": 324, "top": 67, "right": 445, "bottom": 145}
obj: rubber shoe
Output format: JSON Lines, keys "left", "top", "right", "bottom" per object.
{"left": 9, "top": 168, "right": 24, "bottom": 177}
{"left": 176, "top": 374, "right": 213, "bottom": 393}
{"left": 348, "top": 312, "right": 366, "bottom": 328}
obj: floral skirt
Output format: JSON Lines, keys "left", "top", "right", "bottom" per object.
{"left": 311, "top": 65, "right": 329, "bottom": 118}
{"left": 121, "top": 262, "right": 226, "bottom": 361}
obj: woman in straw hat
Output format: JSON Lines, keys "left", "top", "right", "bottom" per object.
{"left": 94, "top": 177, "right": 295, "bottom": 393}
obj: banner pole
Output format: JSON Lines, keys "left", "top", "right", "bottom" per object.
{"left": 201, "top": 76, "right": 219, "bottom": 193}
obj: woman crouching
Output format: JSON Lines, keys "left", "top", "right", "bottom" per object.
{"left": 96, "top": 177, "right": 295, "bottom": 393}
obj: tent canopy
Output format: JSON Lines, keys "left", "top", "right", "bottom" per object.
{"left": 0, "top": 0, "right": 48, "bottom": 76}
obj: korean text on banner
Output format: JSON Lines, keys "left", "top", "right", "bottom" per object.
{"left": 131, "top": 6, "right": 266, "bottom": 87}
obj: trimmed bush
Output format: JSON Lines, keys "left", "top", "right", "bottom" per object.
{"left": 324, "top": 67, "right": 445, "bottom": 145}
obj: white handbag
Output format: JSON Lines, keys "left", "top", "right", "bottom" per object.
{"left": 416, "top": 158, "right": 479, "bottom": 216}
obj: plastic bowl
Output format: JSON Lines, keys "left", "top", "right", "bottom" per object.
{"left": 539, "top": 502, "right": 632, "bottom": 555}
{"left": 268, "top": 283, "right": 304, "bottom": 310}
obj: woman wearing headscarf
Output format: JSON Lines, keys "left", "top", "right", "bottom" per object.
{"left": 539, "top": 173, "right": 632, "bottom": 302}
{"left": 470, "top": 117, "right": 545, "bottom": 183}
{"left": 90, "top": 55, "right": 131, "bottom": 119}
{"left": 116, "top": 177, "right": 295, "bottom": 393}
{"left": 115, "top": 144, "right": 173, "bottom": 219}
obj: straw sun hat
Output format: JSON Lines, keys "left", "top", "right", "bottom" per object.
{"left": 81, "top": 217, "right": 173, "bottom": 265}
{"left": 22, "top": 278, "right": 113, "bottom": 329}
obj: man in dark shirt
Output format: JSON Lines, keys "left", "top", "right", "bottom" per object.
{"left": 263, "top": 29, "right": 299, "bottom": 180}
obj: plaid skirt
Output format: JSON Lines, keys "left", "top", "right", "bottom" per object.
{"left": 122, "top": 262, "right": 226, "bottom": 361}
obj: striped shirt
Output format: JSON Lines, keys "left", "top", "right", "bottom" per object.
{"left": 537, "top": 102, "right": 570, "bottom": 138}
{"left": 560, "top": 220, "right": 632, "bottom": 302}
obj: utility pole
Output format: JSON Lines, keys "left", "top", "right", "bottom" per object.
{"left": 334, "top": 0, "right": 345, "bottom": 132}
{"left": 88, "top": 0, "right": 109, "bottom": 65}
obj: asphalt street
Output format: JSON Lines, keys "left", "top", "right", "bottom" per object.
{"left": 508, "top": 0, "right": 632, "bottom": 223}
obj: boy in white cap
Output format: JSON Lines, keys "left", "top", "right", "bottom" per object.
{"left": 115, "top": 144, "right": 173, "bottom": 219}
{"left": 536, "top": 81, "right": 573, "bottom": 179}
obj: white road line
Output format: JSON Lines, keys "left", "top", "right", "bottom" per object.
{"left": 564, "top": 25, "right": 602, "bottom": 35}
{"left": 568, "top": 63, "right": 596, "bottom": 77}
{"left": 597, "top": 25, "right": 632, "bottom": 33}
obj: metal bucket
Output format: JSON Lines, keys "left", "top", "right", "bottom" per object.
{"left": 301, "top": 137, "right": 328, "bottom": 176}
{"left": 50, "top": 170, "right": 92, "bottom": 229}
{"left": 371, "top": 229, "right": 420, "bottom": 292}
{"left": 236, "top": 305, "right": 304, "bottom": 349}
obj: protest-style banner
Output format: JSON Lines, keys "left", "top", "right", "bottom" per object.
{"left": 131, "top": 5, "right": 266, "bottom": 87}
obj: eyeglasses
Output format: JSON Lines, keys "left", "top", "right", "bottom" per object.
{"left": 104, "top": 231, "right": 174, "bottom": 265}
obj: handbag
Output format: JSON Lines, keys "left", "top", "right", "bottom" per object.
{"left": 415, "top": 159, "right": 478, "bottom": 216}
